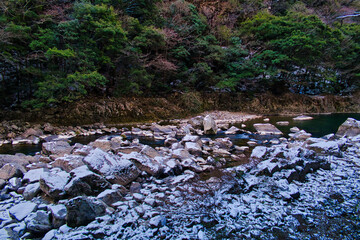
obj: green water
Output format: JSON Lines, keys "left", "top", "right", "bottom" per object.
{"left": 241, "top": 113, "right": 360, "bottom": 138}
{"left": 0, "top": 113, "right": 359, "bottom": 155}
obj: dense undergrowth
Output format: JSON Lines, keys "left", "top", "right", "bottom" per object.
{"left": 0, "top": 0, "right": 359, "bottom": 109}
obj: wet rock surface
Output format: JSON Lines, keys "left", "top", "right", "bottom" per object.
{"left": 0, "top": 115, "right": 359, "bottom": 239}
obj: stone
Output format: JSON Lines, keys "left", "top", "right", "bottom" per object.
{"left": 253, "top": 123, "right": 282, "bottom": 135}
{"left": 150, "top": 124, "right": 174, "bottom": 134}
{"left": 140, "top": 145, "right": 161, "bottom": 158}
{"left": 22, "top": 128, "right": 43, "bottom": 138}
{"left": 172, "top": 149, "right": 191, "bottom": 160}
{"left": 83, "top": 148, "right": 140, "bottom": 185}
{"left": 336, "top": 118, "right": 360, "bottom": 137}
{"left": 289, "top": 130, "right": 312, "bottom": 140}
{"left": 52, "top": 155, "right": 85, "bottom": 172}
{"left": 66, "top": 196, "right": 107, "bottom": 227}
{"left": 185, "top": 142, "right": 202, "bottom": 156}
{"left": 23, "top": 182, "right": 41, "bottom": 200}
{"left": 133, "top": 193, "right": 145, "bottom": 202}
{"left": 250, "top": 146, "right": 267, "bottom": 159}
{"left": 64, "top": 165, "right": 111, "bottom": 197}
{"left": 181, "top": 158, "right": 202, "bottom": 173}
{"left": 97, "top": 189, "right": 123, "bottom": 206}
{"left": 203, "top": 115, "right": 217, "bottom": 134}
{"left": 124, "top": 152, "right": 163, "bottom": 177}
{"left": 0, "top": 163, "right": 24, "bottom": 180}
{"left": 42, "top": 141, "right": 73, "bottom": 156}
{"left": 213, "top": 137, "right": 233, "bottom": 150}
{"left": 149, "top": 215, "right": 166, "bottom": 228}
{"left": 164, "top": 159, "right": 182, "bottom": 175}
{"left": 23, "top": 168, "right": 46, "bottom": 183}
{"left": 130, "top": 182, "right": 142, "bottom": 193}
{"left": 90, "top": 139, "right": 112, "bottom": 152}
{"left": 0, "top": 179, "right": 5, "bottom": 189}
{"left": 42, "top": 229, "right": 57, "bottom": 240}
{"left": 212, "top": 148, "right": 231, "bottom": 157}
{"left": 225, "top": 126, "right": 240, "bottom": 135}
{"left": 40, "top": 170, "right": 70, "bottom": 200}
{"left": 0, "top": 154, "right": 34, "bottom": 168}
{"left": 8, "top": 177, "right": 22, "bottom": 191}
{"left": 293, "top": 115, "right": 313, "bottom": 121}
{"left": 307, "top": 141, "right": 339, "bottom": 153}
{"left": 276, "top": 121, "right": 289, "bottom": 126}
{"left": 49, "top": 204, "right": 67, "bottom": 228}
{"left": 9, "top": 202, "right": 37, "bottom": 221}
{"left": 164, "top": 137, "right": 178, "bottom": 147}
{"left": 24, "top": 210, "right": 52, "bottom": 233}
{"left": 182, "top": 135, "right": 200, "bottom": 143}
{"left": 188, "top": 116, "right": 204, "bottom": 129}
{"left": 290, "top": 127, "right": 300, "bottom": 133}
{"left": 247, "top": 141, "right": 257, "bottom": 147}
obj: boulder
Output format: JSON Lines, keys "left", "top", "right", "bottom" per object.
{"left": 124, "top": 152, "right": 163, "bottom": 177}
{"left": 225, "top": 126, "right": 240, "bottom": 135}
{"left": 203, "top": 115, "right": 217, "bottom": 134}
{"left": 164, "top": 137, "right": 178, "bottom": 147}
{"left": 188, "top": 116, "right": 204, "bottom": 129}
{"left": 253, "top": 123, "right": 282, "bottom": 135}
{"left": 149, "top": 215, "right": 166, "bottom": 228}
{"left": 49, "top": 204, "right": 67, "bottom": 228}
{"left": 23, "top": 182, "right": 41, "bottom": 200}
{"left": 0, "top": 163, "right": 24, "bottom": 180}
{"left": 22, "top": 128, "right": 43, "bottom": 138}
{"left": 40, "top": 169, "right": 70, "bottom": 200}
{"left": 9, "top": 202, "right": 37, "bottom": 221}
{"left": 213, "top": 137, "right": 233, "bottom": 150}
{"left": 307, "top": 141, "right": 339, "bottom": 153}
{"left": 90, "top": 139, "right": 111, "bottom": 152}
{"left": 24, "top": 210, "right": 52, "bottom": 233}
{"left": 97, "top": 189, "right": 123, "bottom": 206}
{"left": 0, "top": 154, "right": 33, "bottom": 168}
{"left": 250, "top": 146, "right": 268, "bottom": 159}
{"left": 181, "top": 158, "right": 202, "bottom": 173}
{"left": 293, "top": 115, "right": 313, "bottom": 121}
{"left": 289, "top": 130, "right": 312, "bottom": 140}
{"left": 276, "top": 121, "right": 289, "bottom": 126}
{"left": 182, "top": 135, "right": 200, "bottom": 143}
{"left": 336, "top": 118, "right": 360, "bottom": 137}
{"left": 52, "top": 155, "right": 85, "bottom": 172}
{"left": 23, "top": 168, "right": 46, "bottom": 183}
{"left": 290, "top": 127, "right": 300, "bottom": 133}
{"left": 66, "top": 196, "right": 107, "bottom": 227}
{"left": 42, "top": 141, "right": 73, "bottom": 156}
{"left": 140, "top": 145, "right": 161, "bottom": 158}
{"left": 83, "top": 148, "right": 140, "bottom": 185}
{"left": 64, "top": 165, "right": 111, "bottom": 197}
{"left": 150, "top": 124, "right": 174, "bottom": 134}
{"left": 171, "top": 149, "right": 191, "bottom": 160}
{"left": 8, "top": 177, "right": 21, "bottom": 190}
{"left": 185, "top": 142, "right": 202, "bottom": 156}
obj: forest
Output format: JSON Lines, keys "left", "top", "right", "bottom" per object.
{"left": 0, "top": 0, "right": 359, "bottom": 108}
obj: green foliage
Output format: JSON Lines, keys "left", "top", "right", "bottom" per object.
{"left": 0, "top": 0, "right": 359, "bottom": 108}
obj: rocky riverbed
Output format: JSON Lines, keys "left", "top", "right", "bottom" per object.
{"left": 0, "top": 113, "right": 359, "bottom": 239}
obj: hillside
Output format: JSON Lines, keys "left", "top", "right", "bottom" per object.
{"left": 0, "top": 0, "right": 359, "bottom": 109}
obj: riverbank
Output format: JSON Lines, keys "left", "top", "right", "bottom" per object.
{"left": 0, "top": 114, "right": 359, "bottom": 239}
{"left": 0, "top": 92, "right": 359, "bottom": 126}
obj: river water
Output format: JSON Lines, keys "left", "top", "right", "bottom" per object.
{"left": 1, "top": 113, "right": 359, "bottom": 156}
